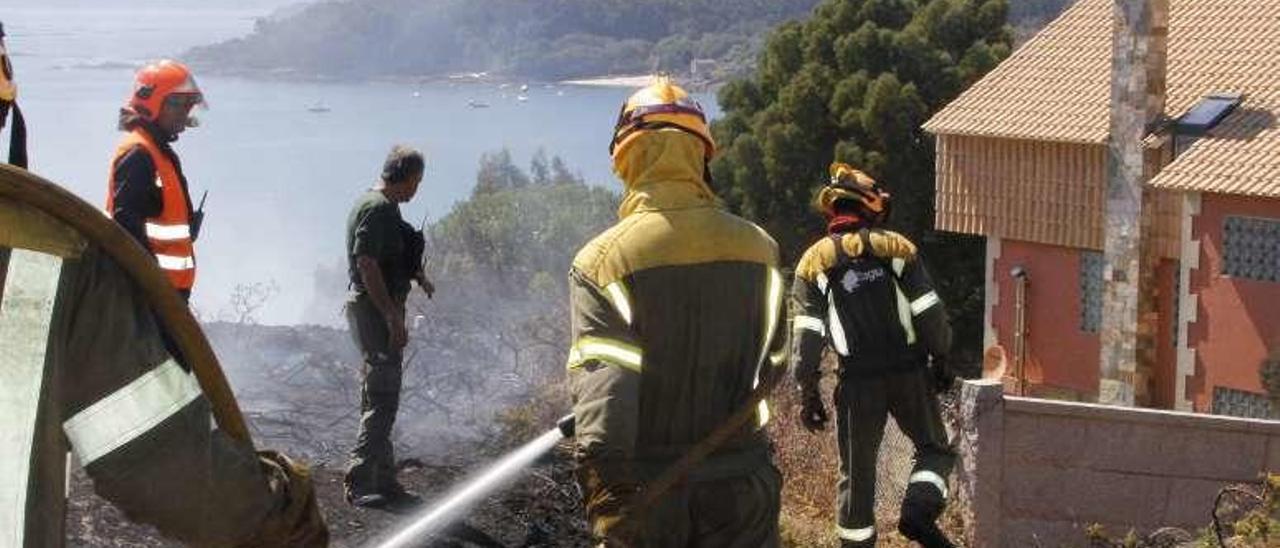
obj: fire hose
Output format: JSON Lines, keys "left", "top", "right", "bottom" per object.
{"left": 559, "top": 344, "right": 789, "bottom": 536}
{"left": 0, "top": 164, "right": 252, "bottom": 445}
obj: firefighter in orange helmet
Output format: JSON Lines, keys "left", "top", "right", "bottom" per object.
{"left": 0, "top": 21, "right": 28, "bottom": 168}
{"left": 791, "top": 163, "right": 956, "bottom": 547}
{"left": 106, "top": 60, "right": 206, "bottom": 300}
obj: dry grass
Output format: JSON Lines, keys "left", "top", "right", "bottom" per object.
{"left": 767, "top": 365, "right": 969, "bottom": 547}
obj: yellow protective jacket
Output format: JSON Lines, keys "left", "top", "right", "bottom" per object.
{"left": 567, "top": 130, "right": 787, "bottom": 476}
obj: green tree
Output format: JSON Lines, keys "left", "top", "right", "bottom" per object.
{"left": 710, "top": 0, "right": 1012, "bottom": 365}
{"left": 474, "top": 149, "right": 532, "bottom": 195}
{"left": 428, "top": 149, "right": 615, "bottom": 299}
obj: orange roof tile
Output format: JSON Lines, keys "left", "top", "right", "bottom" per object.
{"left": 923, "top": 0, "right": 1280, "bottom": 148}
{"left": 1149, "top": 94, "right": 1280, "bottom": 197}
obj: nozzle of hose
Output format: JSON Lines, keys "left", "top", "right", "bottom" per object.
{"left": 557, "top": 414, "right": 575, "bottom": 438}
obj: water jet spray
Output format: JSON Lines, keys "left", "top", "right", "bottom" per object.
{"left": 369, "top": 414, "right": 575, "bottom": 548}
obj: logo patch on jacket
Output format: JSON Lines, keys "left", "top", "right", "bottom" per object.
{"left": 840, "top": 266, "right": 885, "bottom": 292}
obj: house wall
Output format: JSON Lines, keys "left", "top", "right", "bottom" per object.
{"left": 1186, "top": 193, "right": 1280, "bottom": 412}
{"left": 934, "top": 135, "right": 1182, "bottom": 258}
{"left": 990, "top": 240, "right": 1099, "bottom": 398}
{"left": 957, "top": 380, "right": 1280, "bottom": 547}
{"left": 990, "top": 239, "right": 1180, "bottom": 404}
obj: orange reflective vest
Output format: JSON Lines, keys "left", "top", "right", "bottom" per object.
{"left": 106, "top": 128, "right": 196, "bottom": 290}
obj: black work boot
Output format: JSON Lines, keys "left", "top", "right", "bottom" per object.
{"left": 838, "top": 525, "right": 876, "bottom": 548}
{"left": 840, "top": 536, "right": 876, "bottom": 548}
{"left": 899, "top": 483, "right": 955, "bottom": 548}
{"left": 385, "top": 483, "right": 424, "bottom": 513}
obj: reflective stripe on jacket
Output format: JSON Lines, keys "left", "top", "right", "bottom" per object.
{"left": 106, "top": 129, "right": 195, "bottom": 290}
{"left": 0, "top": 196, "right": 276, "bottom": 547}
{"left": 790, "top": 228, "right": 951, "bottom": 386}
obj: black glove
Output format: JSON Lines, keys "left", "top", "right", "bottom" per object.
{"left": 931, "top": 355, "right": 956, "bottom": 393}
{"left": 799, "top": 386, "right": 828, "bottom": 432}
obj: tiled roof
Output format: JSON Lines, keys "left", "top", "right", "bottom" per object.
{"left": 923, "top": 0, "right": 1280, "bottom": 147}
{"left": 1148, "top": 95, "right": 1280, "bottom": 197}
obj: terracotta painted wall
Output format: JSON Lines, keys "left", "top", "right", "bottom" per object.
{"left": 990, "top": 240, "right": 1182, "bottom": 405}
{"left": 1187, "top": 194, "right": 1280, "bottom": 412}
{"left": 1153, "top": 259, "right": 1180, "bottom": 409}
{"left": 991, "top": 240, "right": 1100, "bottom": 397}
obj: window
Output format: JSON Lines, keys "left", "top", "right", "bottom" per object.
{"left": 1223, "top": 216, "right": 1280, "bottom": 282}
{"left": 1080, "top": 250, "right": 1104, "bottom": 333}
{"left": 1212, "top": 386, "right": 1276, "bottom": 420}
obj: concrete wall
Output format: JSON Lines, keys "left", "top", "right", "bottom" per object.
{"left": 1186, "top": 193, "right": 1280, "bottom": 412}
{"left": 957, "top": 379, "right": 1280, "bottom": 547}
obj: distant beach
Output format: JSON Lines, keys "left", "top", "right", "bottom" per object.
{"left": 560, "top": 75, "right": 655, "bottom": 88}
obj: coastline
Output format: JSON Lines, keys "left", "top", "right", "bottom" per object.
{"left": 559, "top": 74, "right": 655, "bottom": 88}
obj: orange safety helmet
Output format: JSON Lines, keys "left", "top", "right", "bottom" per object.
{"left": 128, "top": 60, "right": 204, "bottom": 122}
{"left": 816, "top": 162, "right": 891, "bottom": 223}
{"left": 610, "top": 76, "right": 715, "bottom": 162}
{"left": 0, "top": 22, "right": 16, "bottom": 104}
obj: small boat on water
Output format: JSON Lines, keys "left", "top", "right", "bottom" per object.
{"left": 468, "top": 99, "right": 490, "bottom": 108}
{"left": 307, "top": 101, "right": 331, "bottom": 113}
{"left": 516, "top": 95, "right": 529, "bottom": 103}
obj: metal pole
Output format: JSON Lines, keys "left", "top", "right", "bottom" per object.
{"left": 1011, "top": 266, "right": 1029, "bottom": 396}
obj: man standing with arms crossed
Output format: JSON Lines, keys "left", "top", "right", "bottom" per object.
{"left": 344, "top": 145, "right": 434, "bottom": 509}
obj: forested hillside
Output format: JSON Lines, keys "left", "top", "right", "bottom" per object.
{"left": 187, "top": 0, "right": 822, "bottom": 81}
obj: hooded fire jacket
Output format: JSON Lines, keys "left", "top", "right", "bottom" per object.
{"left": 567, "top": 129, "right": 788, "bottom": 473}
{"left": 0, "top": 192, "right": 323, "bottom": 547}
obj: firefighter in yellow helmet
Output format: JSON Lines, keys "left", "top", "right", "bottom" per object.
{"left": 0, "top": 21, "right": 28, "bottom": 168}
{"left": 566, "top": 77, "right": 786, "bottom": 546}
{"left": 791, "top": 163, "right": 956, "bottom": 547}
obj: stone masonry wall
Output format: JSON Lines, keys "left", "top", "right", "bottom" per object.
{"left": 957, "top": 379, "right": 1280, "bottom": 546}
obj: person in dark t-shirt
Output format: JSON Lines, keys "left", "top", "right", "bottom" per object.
{"left": 343, "top": 145, "right": 434, "bottom": 509}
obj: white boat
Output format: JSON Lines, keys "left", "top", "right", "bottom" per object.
{"left": 468, "top": 99, "right": 490, "bottom": 108}
{"left": 516, "top": 95, "right": 529, "bottom": 102}
{"left": 307, "top": 101, "right": 330, "bottom": 113}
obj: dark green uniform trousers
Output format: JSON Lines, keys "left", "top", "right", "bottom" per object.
{"left": 344, "top": 294, "right": 405, "bottom": 497}
{"left": 835, "top": 367, "right": 955, "bottom": 547}
{"left": 579, "top": 451, "right": 782, "bottom": 548}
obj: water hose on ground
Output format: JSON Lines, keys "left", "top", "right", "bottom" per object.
{"left": 0, "top": 164, "right": 253, "bottom": 445}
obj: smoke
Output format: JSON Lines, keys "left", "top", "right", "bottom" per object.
{"left": 207, "top": 149, "right": 617, "bottom": 463}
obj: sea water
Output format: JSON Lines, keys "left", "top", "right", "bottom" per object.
{"left": 2, "top": 1, "right": 718, "bottom": 325}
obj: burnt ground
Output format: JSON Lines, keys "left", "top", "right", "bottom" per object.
{"left": 67, "top": 443, "right": 591, "bottom": 548}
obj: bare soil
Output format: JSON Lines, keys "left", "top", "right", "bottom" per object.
{"left": 67, "top": 444, "right": 590, "bottom": 548}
